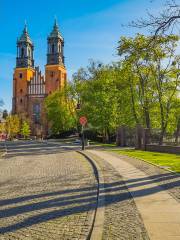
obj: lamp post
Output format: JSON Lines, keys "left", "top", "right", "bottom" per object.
{"left": 79, "top": 116, "right": 87, "bottom": 151}
{"left": 81, "top": 125, "right": 85, "bottom": 150}
{"left": 76, "top": 99, "right": 87, "bottom": 151}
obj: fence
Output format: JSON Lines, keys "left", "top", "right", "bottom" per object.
{"left": 150, "top": 129, "right": 179, "bottom": 146}
{"left": 116, "top": 125, "right": 180, "bottom": 154}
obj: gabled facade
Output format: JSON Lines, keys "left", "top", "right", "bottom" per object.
{"left": 12, "top": 21, "right": 67, "bottom": 137}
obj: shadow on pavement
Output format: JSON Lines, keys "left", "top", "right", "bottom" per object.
{"left": 3, "top": 141, "right": 79, "bottom": 158}
{"left": 0, "top": 172, "right": 179, "bottom": 234}
{"left": 0, "top": 141, "right": 179, "bottom": 234}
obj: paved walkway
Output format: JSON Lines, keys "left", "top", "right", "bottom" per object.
{"left": 0, "top": 142, "right": 97, "bottom": 240}
{"left": 85, "top": 151, "right": 149, "bottom": 240}
{"left": 88, "top": 150, "right": 180, "bottom": 240}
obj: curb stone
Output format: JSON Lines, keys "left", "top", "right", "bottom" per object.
{"left": 77, "top": 151, "right": 105, "bottom": 240}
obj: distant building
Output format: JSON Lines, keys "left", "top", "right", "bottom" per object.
{"left": 12, "top": 20, "right": 67, "bottom": 137}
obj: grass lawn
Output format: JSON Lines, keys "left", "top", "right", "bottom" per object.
{"left": 90, "top": 141, "right": 116, "bottom": 147}
{"left": 110, "top": 149, "right": 180, "bottom": 173}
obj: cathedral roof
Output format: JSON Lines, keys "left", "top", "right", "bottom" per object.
{"left": 18, "top": 24, "right": 33, "bottom": 45}
{"left": 48, "top": 19, "right": 64, "bottom": 41}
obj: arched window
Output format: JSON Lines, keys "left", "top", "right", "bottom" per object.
{"left": 52, "top": 44, "right": 55, "bottom": 54}
{"left": 21, "top": 48, "right": 24, "bottom": 58}
{"left": 59, "top": 44, "right": 61, "bottom": 53}
{"left": 33, "top": 103, "right": 41, "bottom": 124}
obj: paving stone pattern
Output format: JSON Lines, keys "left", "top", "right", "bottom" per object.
{"left": 86, "top": 151, "right": 149, "bottom": 240}
{"left": 88, "top": 150, "right": 180, "bottom": 240}
{"left": 0, "top": 142, "right": 97, "bottom": 240}
{"left": 109, "top": 151, "right": 180, "bottom": 203}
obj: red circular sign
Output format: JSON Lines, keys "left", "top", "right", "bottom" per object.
{"left": 79, "top": 116, "right": 87, "bottom": 126}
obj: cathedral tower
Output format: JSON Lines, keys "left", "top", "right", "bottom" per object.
{"left": 45, "top": 20, "right": 67, "bottom": 94}
{"left": 12, "top": 24, "right": 35, "bottom": 118}
{"left": 12, "top": 21, "right": 68, "bottom": 137}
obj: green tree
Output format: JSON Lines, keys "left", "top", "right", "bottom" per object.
{"left": 118, "top": 34, "right": 180, "bottom": 144}
{"left": 70, "top": 35, "right": 179, "bottom": 145}
{"left": 45, "top": 87, "right": 77, "bottom": 135}
{"left": 21, "top": 121, "right": 31, "bottom": 139}
{"left": 5, "top": 115, "right": 20, "bottom": 140}
{"left": 0, "top": 121, "right": 5, "bottom": 134}
{"left": 72, "top": 61, "right": 134, "bottom": 142}
{"left": 118, "top": 34, "right": 159, "bottom": 129}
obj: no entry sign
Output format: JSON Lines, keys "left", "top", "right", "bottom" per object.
{"left": 79, "top": 116, "right": 87, "bottom": 126}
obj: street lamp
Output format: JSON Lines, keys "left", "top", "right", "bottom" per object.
{"left": 76, "top": 99, "right": 87, "bottom": 151}
{"left": 79, "top": 117, "right": 87, "bottom": 151}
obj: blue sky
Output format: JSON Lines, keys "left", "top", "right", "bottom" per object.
{"left": 0, "top": 0, "right": 164, "bottom": 110}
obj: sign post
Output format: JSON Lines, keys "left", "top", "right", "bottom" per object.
{"left": 81, "top": 125, "right": 85, "bottom": 150}
{"left": 79, "top": 116, "right": 87, "bottom": 151}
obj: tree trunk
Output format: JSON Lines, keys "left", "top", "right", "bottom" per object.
{"left": 129, "top": 80, "right": 139, "bottom": 124}
{"left": 144, "top": 106, "right": 151, "bottom": 129}
{"left": 102, "top": 129, "right": 106, "bottom": 143}
{"left": 175, "top": 118, "right": 180, "bottom": 145}
{"left": 159, "top": 127, "right": 166, "bottom": 145}
{"left": 105, "top": 128, "right": 110, "bottom": 144}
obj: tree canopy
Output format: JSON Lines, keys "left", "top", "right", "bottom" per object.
{"left": 21, "top": 121, "right": 31, "bottom": 139}
{"left": 45, "top": 87, "right": 77, "bottom": 135}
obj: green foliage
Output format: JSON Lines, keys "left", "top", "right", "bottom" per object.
{"left": 21, "top": 121, "right": 31, "bottom": 139}
{"left": 111, "top": 149, "right": 180, "bottom": 173}
{"left": 72, "top": 62, "right": 135, "bottom": 142}
{"left": 45, "top": 34, "right": 179, "bottom": 145}
{"left": 118, "top": 34, "right": 180, "bottom": 143}
{"left": 0, "top": 121, "right": 5, "bottom": 133}
{"left": 45, "top": 88, "right": 77, "bottom": 134}
{"left": 5, "top": 115, "right": 20, "bottom": 139}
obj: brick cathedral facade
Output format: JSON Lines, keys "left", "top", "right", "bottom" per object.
{"left": 12, "top": 21, "right": 67, "bottom": 137}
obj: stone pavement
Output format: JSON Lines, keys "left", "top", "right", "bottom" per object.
{"left": 0, "top": 142, "right": 97, "bottom": 240}
{"left": 109, "top": 151, "right": 180, "bottom": 203}
{"left": 85, "top": 151, "right": 149, "bottom": 240}
{"left": 1, "top": 141, "right": 180, "bottom": 240}
{"left": 88, "top": 150, "right": 180, "bottom": 240}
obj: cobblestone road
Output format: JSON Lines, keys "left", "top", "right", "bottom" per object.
{"left": 0, "top": 142, "right": 97, "bottom": 240}
{"left": 2, "top": 141, "right": 176, "bottom": 240}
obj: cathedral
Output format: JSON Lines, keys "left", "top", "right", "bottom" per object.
{"left": 12, "top": 20, "right": 67, "bottom": 137}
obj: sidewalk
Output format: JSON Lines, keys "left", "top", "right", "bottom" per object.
{"left": 88, "top": 150, "right": 180, "bottom": 240}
